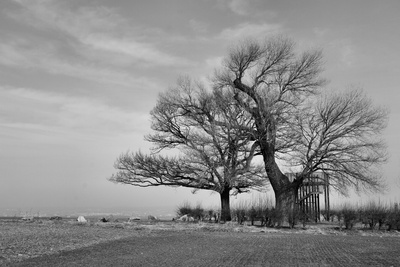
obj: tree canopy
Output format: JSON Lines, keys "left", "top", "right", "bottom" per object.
{"left": 215, "top": 36, "right": 388, "bottom": 223}
{"left": 110, "top": 77, "right": 268, "bottom": 221}
{"left": 111, "top": 36, "right": 388, "bottom": 224}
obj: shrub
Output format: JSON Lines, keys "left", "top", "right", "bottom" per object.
{"left": 289, "top": 206, "right": 309, "bottom": 228}
{"left": 359, "top": 202, "right": 388, "bottom": 230}
{"left": 248, "top": 206, "right": 258, "bottom": 226}
{"left": 320, "top": 209, "right": 334, "bottom": 222}
{"left": 386, "top": 203, "right": 400, "bottom": 231}
{"left": 267, "top": 208, "right": 283, "bottom": 227}
{"left": 231, "top": 197, "right": 274, "bottom": 226}
{"left": 205, "top": 209, "right": 218, "bottom": 222}
{"left": 176, "top": 202, "right": 205, "bottom": 220}
{"left": 232, "top": 206, "right": 247, "bottom": 225}
{"left": 326, "top": 208, "right": 339, "bottom": 222}
{"left": 256, "top": 197, "right": 274, "bottom": 226}
{"left": 192, "top": 204, "right": 205, "bottom": 220}
{"left": 340, "top": 205, "right": 358, "bottom": 229}
{"left": 176, "top": 202, "right": 193, "bottom": 217}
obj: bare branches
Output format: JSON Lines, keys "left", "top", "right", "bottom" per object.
{"left": 292, "top": 89, "right": 388, "bottom": 192}
{"left": 111, "top": 76, "right": 267, "bottom": 195}
{"left": 217, "top": 35, "right": 387, "bottom": 196}
{"left": 225, "top": 36, "right": 326, "bottom": 112}
{"left": 110, "top": 151, "right": 217, "bottom": 190}
{"left": 112, "top": 35, "right": 388, "bottom": 206}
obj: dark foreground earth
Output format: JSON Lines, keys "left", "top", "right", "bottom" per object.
{"left": 9, "top": 230, "right": 400, "bottom": 267}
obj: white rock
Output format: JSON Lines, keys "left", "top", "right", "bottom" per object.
{"left": 77, "top": 215, "right": 87, "bottom": 223}
{"left": 148, "top": 215, "right": 158, "bottom": 221}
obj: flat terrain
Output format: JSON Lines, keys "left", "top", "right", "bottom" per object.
{"left": 2, "top": 219, "right": 400, "bottom": 266}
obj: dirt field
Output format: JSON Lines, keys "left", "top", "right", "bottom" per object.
{"left": 2, "top": 219, "right": 400, "bottom": 266}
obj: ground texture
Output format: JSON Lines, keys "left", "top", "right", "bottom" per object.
{"left": 1, "top": 219, "right": 400, "bottom": 266}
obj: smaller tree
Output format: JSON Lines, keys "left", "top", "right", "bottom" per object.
{"left": 110, "top": 77, "right": 267, "bottom": 221}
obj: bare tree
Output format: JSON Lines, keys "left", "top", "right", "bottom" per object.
{"left": 110, "top": 77, "right": 267, "bottom": 221}
{"left": 216, "top": 36, "right": 388, "bottom": 224}
{"left": 290, "top": 89, "right": 388, "bottom": 193}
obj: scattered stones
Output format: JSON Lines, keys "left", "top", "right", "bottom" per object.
{"left": 77, "top": 216, "right": 87, "bottom": 223}
{"left": 148, "top": 215, "right": 158, "bottom": 221}
{"left": 177, "top": 214, "right": 195, "bottom": 222}
{"left": 21, "top": 215, "right": 34, "bottom": 221}
{"left": 128, "top": 217, "right": 141, "bottom": 222}
{"left": 99, "top": 217, "right": 108, "bottom": 223}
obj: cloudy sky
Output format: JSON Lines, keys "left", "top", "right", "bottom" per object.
{"left": 1, "top": 0, "right": 399, "bottom": 216}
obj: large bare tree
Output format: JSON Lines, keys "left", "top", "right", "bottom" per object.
{"left": 216, "top": 36, "right": 388, "bottom": 224}
{"left": 110, "top": 77, "right": 267, "bottom": 221}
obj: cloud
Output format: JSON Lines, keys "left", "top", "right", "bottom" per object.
{"left": 214, "top": 0, "right": 276, "bottom": 18}
{"left": 205, "top": 56, "right": 224, "bottom": 69}
{"left": 213, "top": 0, "right": 250, "bottom": 16}
{"left": 322, "top": 39, "right": 357, "bottom": 68}
{"left": 9, "top": 0, "right": 190, "bottom": 68}
{"left": 339, "top": 43, "right": 356, "bottom": 67}
{"left": 228, "top": 0, "right": 250, "bottom": 15}
{"left": 11, "top": 0, "right": 122, "bottom": 31}
{"left": 0, "top": 86, "right": 150, "bottom": 138}
{"left": 313, "top": 27, "right": 329, "bottom": 38}
{"left": 218, "top": 22, "right": 282, "bottom": 41}
{"left": 189, "top": 19, "right": 208, "bottom": 34}
{"left": 0, "top": 40, "right": 159, "bottom": 88}
{"left": 83, "top": 34, "right": 191, "bottom": 67}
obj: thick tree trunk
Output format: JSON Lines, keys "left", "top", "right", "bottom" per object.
{"left": 232, "top": 77, "right": 299, "bottom": 226}
{"left": 260, "top": 140, "right": 296, "bottom": 226}
{"left": 274, "top": 184, "right": 298, "bottom": 227}
{"left": 220, "top": 188, "right": 232, "bottom": 222}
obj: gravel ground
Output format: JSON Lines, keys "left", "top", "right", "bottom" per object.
{"left": 1, "top": 219, "right": 400, "bottom": 266}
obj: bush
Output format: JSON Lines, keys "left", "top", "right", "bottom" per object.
{"left": 340, "top": 205, "right": 358, "bottom": 230}
{"left": 192, "top": 204, "right": 205, "bottom": 220}
{"left": 255, "top": 197, "right": 274, "bottom": 226}
{"left": 359, "top": 202, "right": 387, "bottom": 230}
{"left": 206, "top": 209, "right": 218, "bottom": 222}
{"left": 248, "top": 206, "right": 258, "bottom": 226}
{"left": 231, "top": 197, "right": 274, "bottom": 226}
{"left": 231, "top": 206, "right": 247, "bottom": 224}
{"left": 386, "top": 203, "right": 400, "bottom": 231}
{"left": 176, "top": 202, "right": 205, "bottom": 220}
{"left": 320, "top": 209, "right": 334, "bottom": 222}
{"left": 289, "top": 206, "right": 308, "bottom": 228}
{"left": 326, "top": 208, "right": 340, "bottom": 222}
{"left": 176, "top": 202, "right": 193, "bottom": 217}
{"left": 267, "top": 208, "right": 283, "bottom": 227}
{"left": 330, "top": 202, "right": 400, "bottom": 231}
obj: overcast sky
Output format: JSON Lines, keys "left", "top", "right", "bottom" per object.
{"left": 1, "top": 0, "right": 399, "bottom": 216}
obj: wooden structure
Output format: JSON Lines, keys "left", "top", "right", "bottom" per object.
{"left": 287, "top": 172, "right": 330, "bottom": 222}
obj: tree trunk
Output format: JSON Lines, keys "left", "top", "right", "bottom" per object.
{"left": 275, "top": 184, "right": 297, "bottom": 227}
{"left": 220, "top": 188, "right": 232, "bottom": 222}
{"left": 232, "top": 77, "right": 299, "bottom": 226}
{"left": 260, "top": 141, "right": 296, "bottom": 227}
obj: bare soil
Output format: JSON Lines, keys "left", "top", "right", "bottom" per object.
{"left": 1, "top": 218, "right": 400, "bottom": 266}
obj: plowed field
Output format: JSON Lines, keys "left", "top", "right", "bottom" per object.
{"left": 2, "top": 220, "right": 400, "bottom": 266}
